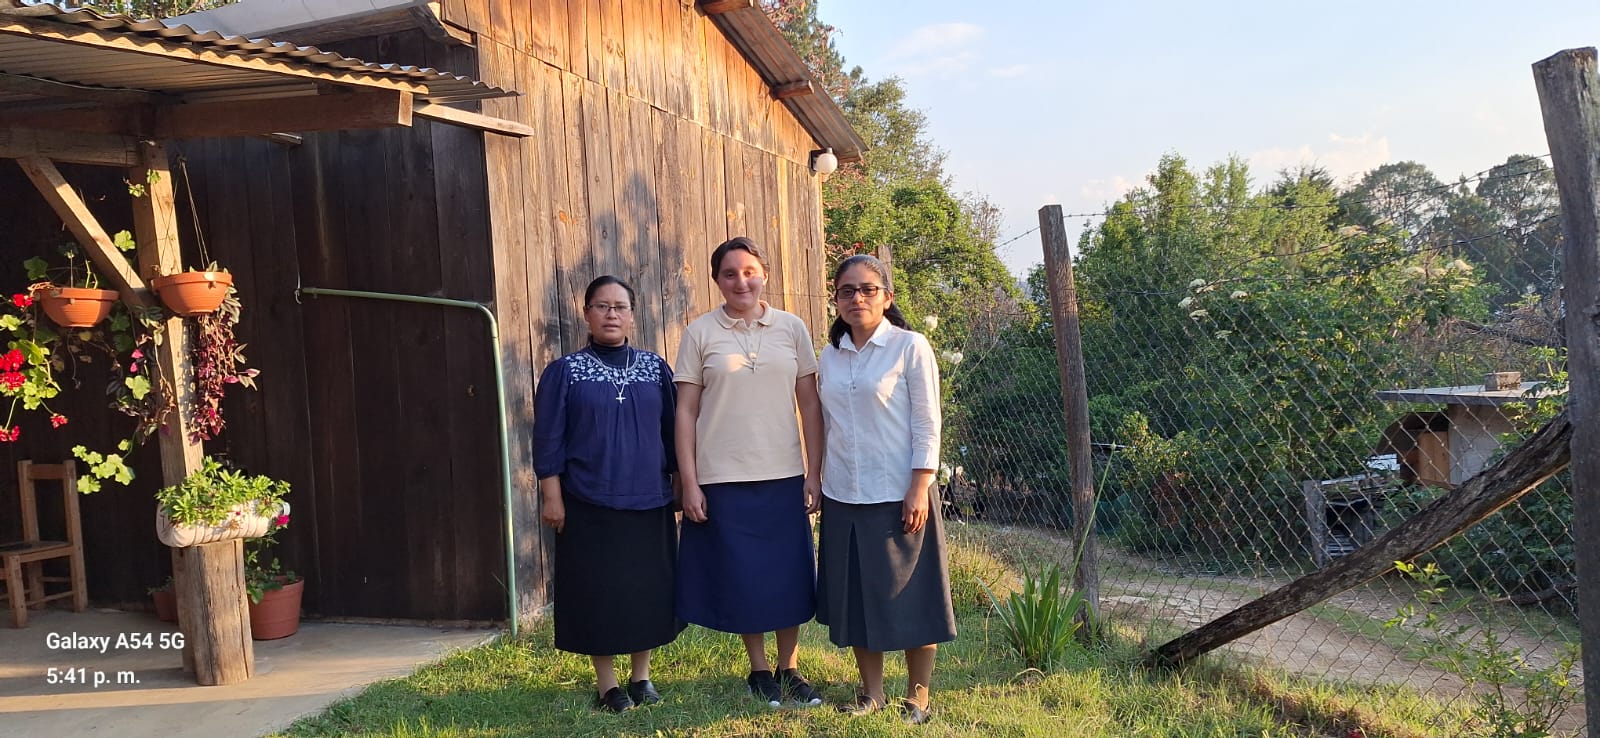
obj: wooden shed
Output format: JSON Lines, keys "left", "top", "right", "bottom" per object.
{"left": 2, "top": 0, "right": 863, "bottom": 628}
{"left": 1374, "top": 372, "right": 1563, "bottom": 489}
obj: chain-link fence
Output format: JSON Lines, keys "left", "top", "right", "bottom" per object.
{"left": 938, "top": 156, "right": 1584, "bottom": 734}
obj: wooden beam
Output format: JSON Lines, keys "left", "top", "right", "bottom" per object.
{"left": 699, "top": 0, "right": 754, "bottom": 14}
{"left": 771, "top": 80, "right": 814, "bottom": 100}
{"left": 157, "top": 90, "right": 414, "bottom": 138}
{"left": 14, "top": 156, "right": 153, "bottom": 307}
{"left": 414, "top": 102, "right": 533, "bottom": 137}
{"left": 0, "top": 72, "right": 164, "bottom": 106}
{"left": 1533, "top": 46, "right": 1600, "bottom": 735}
{"left": 0, "top": 128, "right": 138, "bottom": 167}
{"left": 0, "top": 15, "right": 430, "bottom": 95}
{"left": 0, "top": 106, "right": 153, "bottom": 137}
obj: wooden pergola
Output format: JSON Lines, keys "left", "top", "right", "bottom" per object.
{"left": 1, "top": 1, "right": 522, "bottom": 685}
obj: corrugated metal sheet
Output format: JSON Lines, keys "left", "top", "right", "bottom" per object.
{"left": 704, "top": 4, "right": 866, "bottom": 163}
{"left": 0, "top": 1, "right": 509, "bottom": 103}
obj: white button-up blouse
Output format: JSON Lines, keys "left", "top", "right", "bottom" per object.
{"left": 818, "top": 320, "right": 942, "bottom": 505}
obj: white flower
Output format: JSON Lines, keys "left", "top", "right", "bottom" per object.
{"left": 1230, "top": 290, "right": 1249, "bottom": 300}
{"left": 923, "top": 315, "right": 940, "bottom": 331}
{"left": 941, "top": 350, "right": 964, "bottom": 365}
{"left": 1188, "top": 309, "right": 1210, "bottom": 321}
{"left": 1178, "top": 296, "right": 1195, "bottom": 309}
{"left": 1187, "top": 278, "right": 1207, "bottom": 289}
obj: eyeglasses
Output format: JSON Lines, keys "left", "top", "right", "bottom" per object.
{"left": 586, "top": 303, "right": 633, "bottom": 315}
{"left": 833, "top": 284, "right": 885, "bottom": 301}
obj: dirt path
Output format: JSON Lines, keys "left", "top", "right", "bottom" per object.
{"left": 994, "top": 527, "right": 1586, "bottom": 734}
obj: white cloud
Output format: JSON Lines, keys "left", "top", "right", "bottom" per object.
{"left": 1077, "top": 176, "right": 1134, "bottom": 202}
{"left": 883, "top": 22, "right": 985, "bottom": 78}
{"left": 1042, "top": 192, "right": 1060, "bottom": 205}
{"left": 987, "top": 64, "right": 1031, "bottom": 79}
{"left": 1247, "top": 132, "right": 1392, "bottom": 182}
{"left": 886, "top": 22, "right": 984, "bottom": 60}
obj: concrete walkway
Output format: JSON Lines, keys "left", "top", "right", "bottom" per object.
{"left": 0, "top": 608, "right": 497, "bottom": 738}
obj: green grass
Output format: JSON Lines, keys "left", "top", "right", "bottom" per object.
{"left": 270, "top": 524, "right": 1476, "bottom": 738}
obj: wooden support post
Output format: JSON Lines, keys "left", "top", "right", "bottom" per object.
{"left": 1146, "top": 410, "right": 1572, "bottom": 669}
{"left": 15, "top": 156, "right": 153, "bottom": 307}
{"left": 1303, "top": 480, "right": 1329, "bottom": 568}
{"left": 1038, "top": 204, "right": 1100, "bottom": 633}
{"left": 129, "top": 141, "right": 248, "bottom": 684}
{"left": 1533, "top": 46, "right": 1600, "bottom": 736}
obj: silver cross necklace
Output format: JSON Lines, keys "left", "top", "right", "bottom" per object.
{"left": 592, "top": 346, "right": 636, "bottom": 403}
{"left": 728, "top": 320, "right": 764, "bottom": 373}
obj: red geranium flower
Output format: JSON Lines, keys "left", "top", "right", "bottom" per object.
{"left": 11, "top": 293, "right": 32, "bottom": 309}
{"left": 50, "top": 414, "right": 68, "bottom": 428}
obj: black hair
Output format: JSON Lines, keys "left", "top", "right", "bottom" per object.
{"left": 584, "top": 275, "right": 636, "bottom": 308}
{"left": 828, "top": 253, "right": 910, "bottom": 348}
{"left": 710, "top": 236, "right": 766, "bottom": 275}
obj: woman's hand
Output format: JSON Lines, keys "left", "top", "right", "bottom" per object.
{"left": 538, "top": 476, "right": 565, "bottom": 533}
{"left": 902, "top": 485, "right": 929, "bottom": 534}
{"left": 682, "top": 483, "right": 709, "bottom": 523}
{"left": 541, "top": 493, "right": 566, "bottom": 534}
{"left": 803, "top": 475, "right": 822, "bottom": 514}
{"left": 902, "top": 470, "right": 936, "bottom": 534}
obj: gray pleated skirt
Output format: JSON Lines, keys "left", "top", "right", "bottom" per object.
{"left": 815, "top": 491, "right": 957, "bottom": 652}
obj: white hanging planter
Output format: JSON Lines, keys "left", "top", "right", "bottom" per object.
{"left": 156, "top": 501, "right": 289, "bottom": 548}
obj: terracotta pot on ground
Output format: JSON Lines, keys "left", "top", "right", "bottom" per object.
{"left": 152, "top": 588, "right": 178, "bottom": 623}
{"left": 36, "top": 287, "right": 119, "bottom": 327}
{"left": 150, "top": 271, "right": 233, "bottom": 316}
{"left": 249, "top": 578, "right": 303, "bottom": 640}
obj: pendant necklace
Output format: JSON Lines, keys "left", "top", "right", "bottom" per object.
{"left": 728, "top": 319, "right": 764, "bottom": 373}
{"left": 594, "top": 346, "right": 636, "bottom": 403}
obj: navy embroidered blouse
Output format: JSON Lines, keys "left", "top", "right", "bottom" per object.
{"left": 532, "top": 343, "right": 677, "bottom": 510}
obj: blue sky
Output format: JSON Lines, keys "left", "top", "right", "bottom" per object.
{"left": 818, "top": 1, "right": 1600, "bottom": 276}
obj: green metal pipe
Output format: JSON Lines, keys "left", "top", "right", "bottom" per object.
{"left": 297, "top": 286, "right": 519, "bottom": 638}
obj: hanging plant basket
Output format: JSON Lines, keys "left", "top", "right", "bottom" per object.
{"left": 150, "top": 271, "right": 233, "bottom": 316}
{"left": 35, "top": 286, "right": 119, "bottom": 328}
{"left": 156, "top": 500, "right": 288, "bottom": 548}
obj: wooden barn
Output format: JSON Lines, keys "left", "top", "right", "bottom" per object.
{"left": 1, "top": 0, "right": 863, "bottom": 631}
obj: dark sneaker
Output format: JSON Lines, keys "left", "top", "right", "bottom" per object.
{"left": 778, "top": 668, "right": 823, "bottom": 707}
{"left": 627, "top": 679, "right": 661, "bottom": 706}
{"left": 594, "top": 685, "right": 634, "bottom": 713}
{"left": 746, "top": 669, "right": 782, "bottom": 707}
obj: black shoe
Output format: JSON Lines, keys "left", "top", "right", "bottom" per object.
{"left": 900, "top": 699, "right": 933, "bottom": 725}
{"left": 746, "top": 669, "right": 782, "bottom": 707}
{"left": 626, "top": 679, "right": 661, "bottom": 706}
{"left": 777, "top": 668, "right": 823, "bottom": 707}
{"left": 594, "top": 686, "right": 634, "bottom": 713}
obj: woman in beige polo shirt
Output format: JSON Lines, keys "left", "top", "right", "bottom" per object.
{"left": 674, "top": 236, "right": 826, "bottom": 708}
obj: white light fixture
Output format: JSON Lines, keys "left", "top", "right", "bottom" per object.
{"left": 810, "top": 147, "right": 838, "bottom": 175}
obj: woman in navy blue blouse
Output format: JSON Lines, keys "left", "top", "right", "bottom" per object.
{"left": 533, "top": 276, "right": 683, "bottom": 713}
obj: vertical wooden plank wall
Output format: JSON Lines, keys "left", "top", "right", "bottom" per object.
{"left": 454, "top": 0, "right": 830, "bottom": 617}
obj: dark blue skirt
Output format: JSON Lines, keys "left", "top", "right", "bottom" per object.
{"left": 676, "top": 476, "right": 816, "bottom": 633}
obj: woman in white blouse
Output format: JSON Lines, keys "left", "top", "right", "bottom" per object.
{"left": 816, "top": 254, "right": 956, "bottom": 725}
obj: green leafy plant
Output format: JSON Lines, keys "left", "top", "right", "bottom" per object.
{"left": 982, "top": 562, "right": 1086, "bottom": 672}
{"left": 154, "top": 456, "right": 290, "bottom": 528}
{"left": 4, "top": 241, "right": 172, "bottom": 492}
{"left": 1386, "top": 560, "right": 1581, "bottom": 737}
{"left": 244, "top": 522, "right": 298, "bottom": 604}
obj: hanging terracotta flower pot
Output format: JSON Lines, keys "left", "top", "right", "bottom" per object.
{"left": 150, "top": 271, "right": 233, "bottom": 316}
{"left": 35, "top": 286, "right": 119, "bottom": 328}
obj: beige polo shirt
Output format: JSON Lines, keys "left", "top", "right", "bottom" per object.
{"left": 674, "top": 302, "right": 819, "bottom": 485}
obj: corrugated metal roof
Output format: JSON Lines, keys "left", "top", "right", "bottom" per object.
{"left": 0, "top": 1, "right": 510, "bottom": 104}
{"left": 701, "top": 4, "right": 866, "bottom": 164}
{"left": 1374, "top": 382, "right": 1561, "bottom": 407}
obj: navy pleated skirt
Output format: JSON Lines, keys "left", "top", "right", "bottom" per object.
{"left": 676, "top": 476, "right": 816, "bottom": 634}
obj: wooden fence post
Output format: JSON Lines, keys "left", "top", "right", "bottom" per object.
{"left": 1533, "top": 46, "right": 1600, "bottom": 735}
{"left": 1038, "top": 204, "right": 1099, "bottom": 631}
